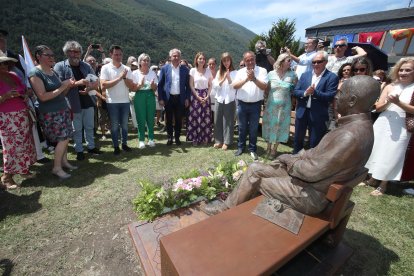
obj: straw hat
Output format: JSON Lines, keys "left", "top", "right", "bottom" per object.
{"left": 0, "top": 50, "right": 17, "bottom": 63}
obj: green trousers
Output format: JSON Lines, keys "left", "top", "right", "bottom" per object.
{"left": 133, "top": 89, "right": 156, "bottom": 141}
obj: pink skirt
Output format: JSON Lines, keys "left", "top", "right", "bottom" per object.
{"left": 0, "top": 109, "right": 36, "bottom": 174}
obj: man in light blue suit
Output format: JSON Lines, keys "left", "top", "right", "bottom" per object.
{"left": 158, "top": 49, "right": 191, "bottom": 145}
{"left": 293, "top": 51, "right": 339, "bottom": 154}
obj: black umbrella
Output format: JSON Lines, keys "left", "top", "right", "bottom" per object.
{"left": 345, "top": 42, "right": 388, "bottom": 71}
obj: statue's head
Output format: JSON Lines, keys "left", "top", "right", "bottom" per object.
{"left": 336, "top": 75, "right": 380, "bottom": 116}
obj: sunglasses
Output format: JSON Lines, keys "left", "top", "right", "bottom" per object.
{"left": 353, "top": 67, "right": 366, "bottom": 73}
{"left": 334, "top": 44, "right": 347, "bottom": 48}
{"left": 285, "top": 59, "right": 291, "bottom": 62}
{"left": 312, "top": 60, "right": 325, "bottom": 65}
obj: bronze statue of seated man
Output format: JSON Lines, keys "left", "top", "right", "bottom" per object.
{"left": 203, "top": 76, "right": 380, "bottom": 216}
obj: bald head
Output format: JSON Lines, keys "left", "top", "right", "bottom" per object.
{"left": 336, "top": 75, "right": 380, "bottom": 116}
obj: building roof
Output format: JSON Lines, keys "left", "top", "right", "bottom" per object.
{"left": 306, "top": 7, "right": 414, "bottom": 37}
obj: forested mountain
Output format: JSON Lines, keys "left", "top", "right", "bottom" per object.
{"left": 1, "top": 0, "right": 256, "bottom": 64}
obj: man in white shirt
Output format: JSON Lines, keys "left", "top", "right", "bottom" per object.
{"left": 326, "top": 38, "right": 367, "bottom": 75}
{"left": 157, "top": 49, "right": 191, "bottom": 145}
{"left": 100, "top": 45, "right": 133, "bottom": 155}
{"left": 286, "top": 38, "right": 318, "bottom": 80}
{"left": 233, "top": 51, "right": 268, "bottom": 160}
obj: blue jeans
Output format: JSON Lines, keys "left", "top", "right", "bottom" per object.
{"left": 237, "top": 100, "right": 261, "bottom": 153}
{"left": 72, "top": 107, "right": 95, "bottom": 152}
{"left": 106, "top": 103, "right": 130, "bottom": 148}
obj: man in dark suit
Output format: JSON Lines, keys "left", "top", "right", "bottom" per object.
{"left": 293, "top": 51, "right": 338, "bottom": 154}
{"left": 158, "top": 48, "right": 191, "bottom": 145}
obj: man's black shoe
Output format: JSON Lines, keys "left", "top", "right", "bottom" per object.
{"left": 167, "top": 139, "right": 173, "bottom": 146}
{"left": 122, "top": 144, "right": 132, "bottom": 152}
{"left": 37, "top": 157, "right": 51, "bottom": 164}
{"left": 76, "top": 152, "right": 85, "bottom": 161}
{"left": 175, "top": 139, "right": 181, "bottom": 146}
{"left": 114, "top": 147, "right": 121, "bottom": 155}
{"left": 234, "top": 148, "right": 243, "bottom": 156}
{"left": 88, "top": 148, "right": 102, "bottom": 155}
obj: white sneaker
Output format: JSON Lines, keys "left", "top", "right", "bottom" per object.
{"left": 138, "top": 141, "right": 145, "bottom": 149}
{"left": 250, "top": 152, "right": 258, "bottom": 161}
{"left": 148, "top": 140, "right": 155, "bottom": 147}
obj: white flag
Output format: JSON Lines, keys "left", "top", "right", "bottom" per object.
{"left": 21, "top": 35, "right": 35, "bottom": 87}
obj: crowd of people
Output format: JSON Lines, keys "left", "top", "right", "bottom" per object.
{"left": 0, "top": 28, "right": 413, "bottom": 196}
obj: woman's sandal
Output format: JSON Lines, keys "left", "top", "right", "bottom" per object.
{"left": 52, "top": 169, "right": 71, "bottom": 180}
{"left": 1, "top": 177, "right": 18, "bottom": 190}
{"left": 370, "top": 187, "right": 385, "bottom": 196}
{"left": 222, "top": 144, "right": 228, "bottom": 151}
{"left": 213, "top": 143, "right": 223, "bottom": 149}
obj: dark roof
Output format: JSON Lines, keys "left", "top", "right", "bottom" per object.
{"left": 306, "top": 8, "right": 414, "bottom": 37}
{"left": 307, "top": 7, "right": 414, "bottom": 29}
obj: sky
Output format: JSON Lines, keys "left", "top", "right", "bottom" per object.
{"left": 169, "top": 0, "right": 408, "bottom": 40}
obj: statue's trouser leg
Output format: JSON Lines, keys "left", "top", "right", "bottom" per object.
{"left": 225, "top": 163, "right": 328, "bottom": 215}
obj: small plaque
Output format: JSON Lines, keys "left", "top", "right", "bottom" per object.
{"left": 252, "top": 197, "right": 304, "bottom": 234}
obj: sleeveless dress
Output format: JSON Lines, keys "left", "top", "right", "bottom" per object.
{"left": 262, "top": 70, "right": 297, "bottom": 143}
{"left": 365, "top": 83, "right": 414, "bottom": 180}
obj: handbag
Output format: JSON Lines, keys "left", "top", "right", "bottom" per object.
{"left": 406, "top": 90, "right": 414, "bottom": 133}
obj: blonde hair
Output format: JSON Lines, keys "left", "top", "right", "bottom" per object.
{"left": 389, "top": 57, "right": 414, "bottom": 83}
{"left": 274, "top": 53, "right": 291, "bottom": 70}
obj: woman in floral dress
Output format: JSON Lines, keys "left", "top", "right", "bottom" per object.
{"left": 0, "top": 51, "right": 36, "bottom": 189}
{"left": 262, "top": 53, "right": 297, "bottom": 159}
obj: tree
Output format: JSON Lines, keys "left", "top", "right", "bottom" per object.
{"left": 249, "top": 18, "right": 302, "bottom": 58}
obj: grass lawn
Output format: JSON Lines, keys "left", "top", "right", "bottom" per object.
{"left": 0, "top": 125, "right": 413, "bottom": 275}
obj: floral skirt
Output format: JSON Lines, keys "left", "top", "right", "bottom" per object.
{"left": 38, "top": 108, "right": 73, "bottom": 143}
{"left": 186, "top": 88, "right": 213, "bottom": 144}
{"left": 0, "top": 109, "right": 36, "bottom": 174}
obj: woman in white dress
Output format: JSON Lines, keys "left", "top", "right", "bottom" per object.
{"left": 365, "top": 57, "right": 414, "bottom": 196}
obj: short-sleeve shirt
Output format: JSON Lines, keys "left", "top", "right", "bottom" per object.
{"left": 100, "top": 63, "right": 132, "bottom": 103}
{"left": 326, "top": 55, "right": 358, "bottom": 75}
{"left": 295, "top": 51, "right": 317, "bottom": 80}
{"left": 131, "top": 70, "right": 158, "bottom": 91}
{"left": 29, "top": 67, "right": 68, "bottom": 113}
{"left": 189, "top": 68, "right": 212, "bottom": 90}
{"left": 234, "top": 66, "right": 268, "bottom": 102}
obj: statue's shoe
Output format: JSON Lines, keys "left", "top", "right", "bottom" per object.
{"left": 201, "top": 200, "right": 228, "bottom": 216}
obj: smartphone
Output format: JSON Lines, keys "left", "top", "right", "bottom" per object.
{"left": 91, "top": 44, "right": 100, "bottom": 49}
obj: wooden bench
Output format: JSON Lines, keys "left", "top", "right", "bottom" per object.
{"left": 159, "top": 170, "right": 367, "bottom": 276}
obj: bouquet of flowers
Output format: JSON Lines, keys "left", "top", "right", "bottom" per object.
{"left": 133, "top": 160, "right": 248, "bottom": 221}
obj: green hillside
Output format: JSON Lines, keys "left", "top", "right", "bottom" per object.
{"left": 1, "top": 0, "right": 256, "bottom": 64}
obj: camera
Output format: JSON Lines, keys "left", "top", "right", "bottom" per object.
{"left": 91, "top": 44, "right": 100, "bottom": 49}
{"left": 280, "top": 47, "right": 287, "bottom": 53}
